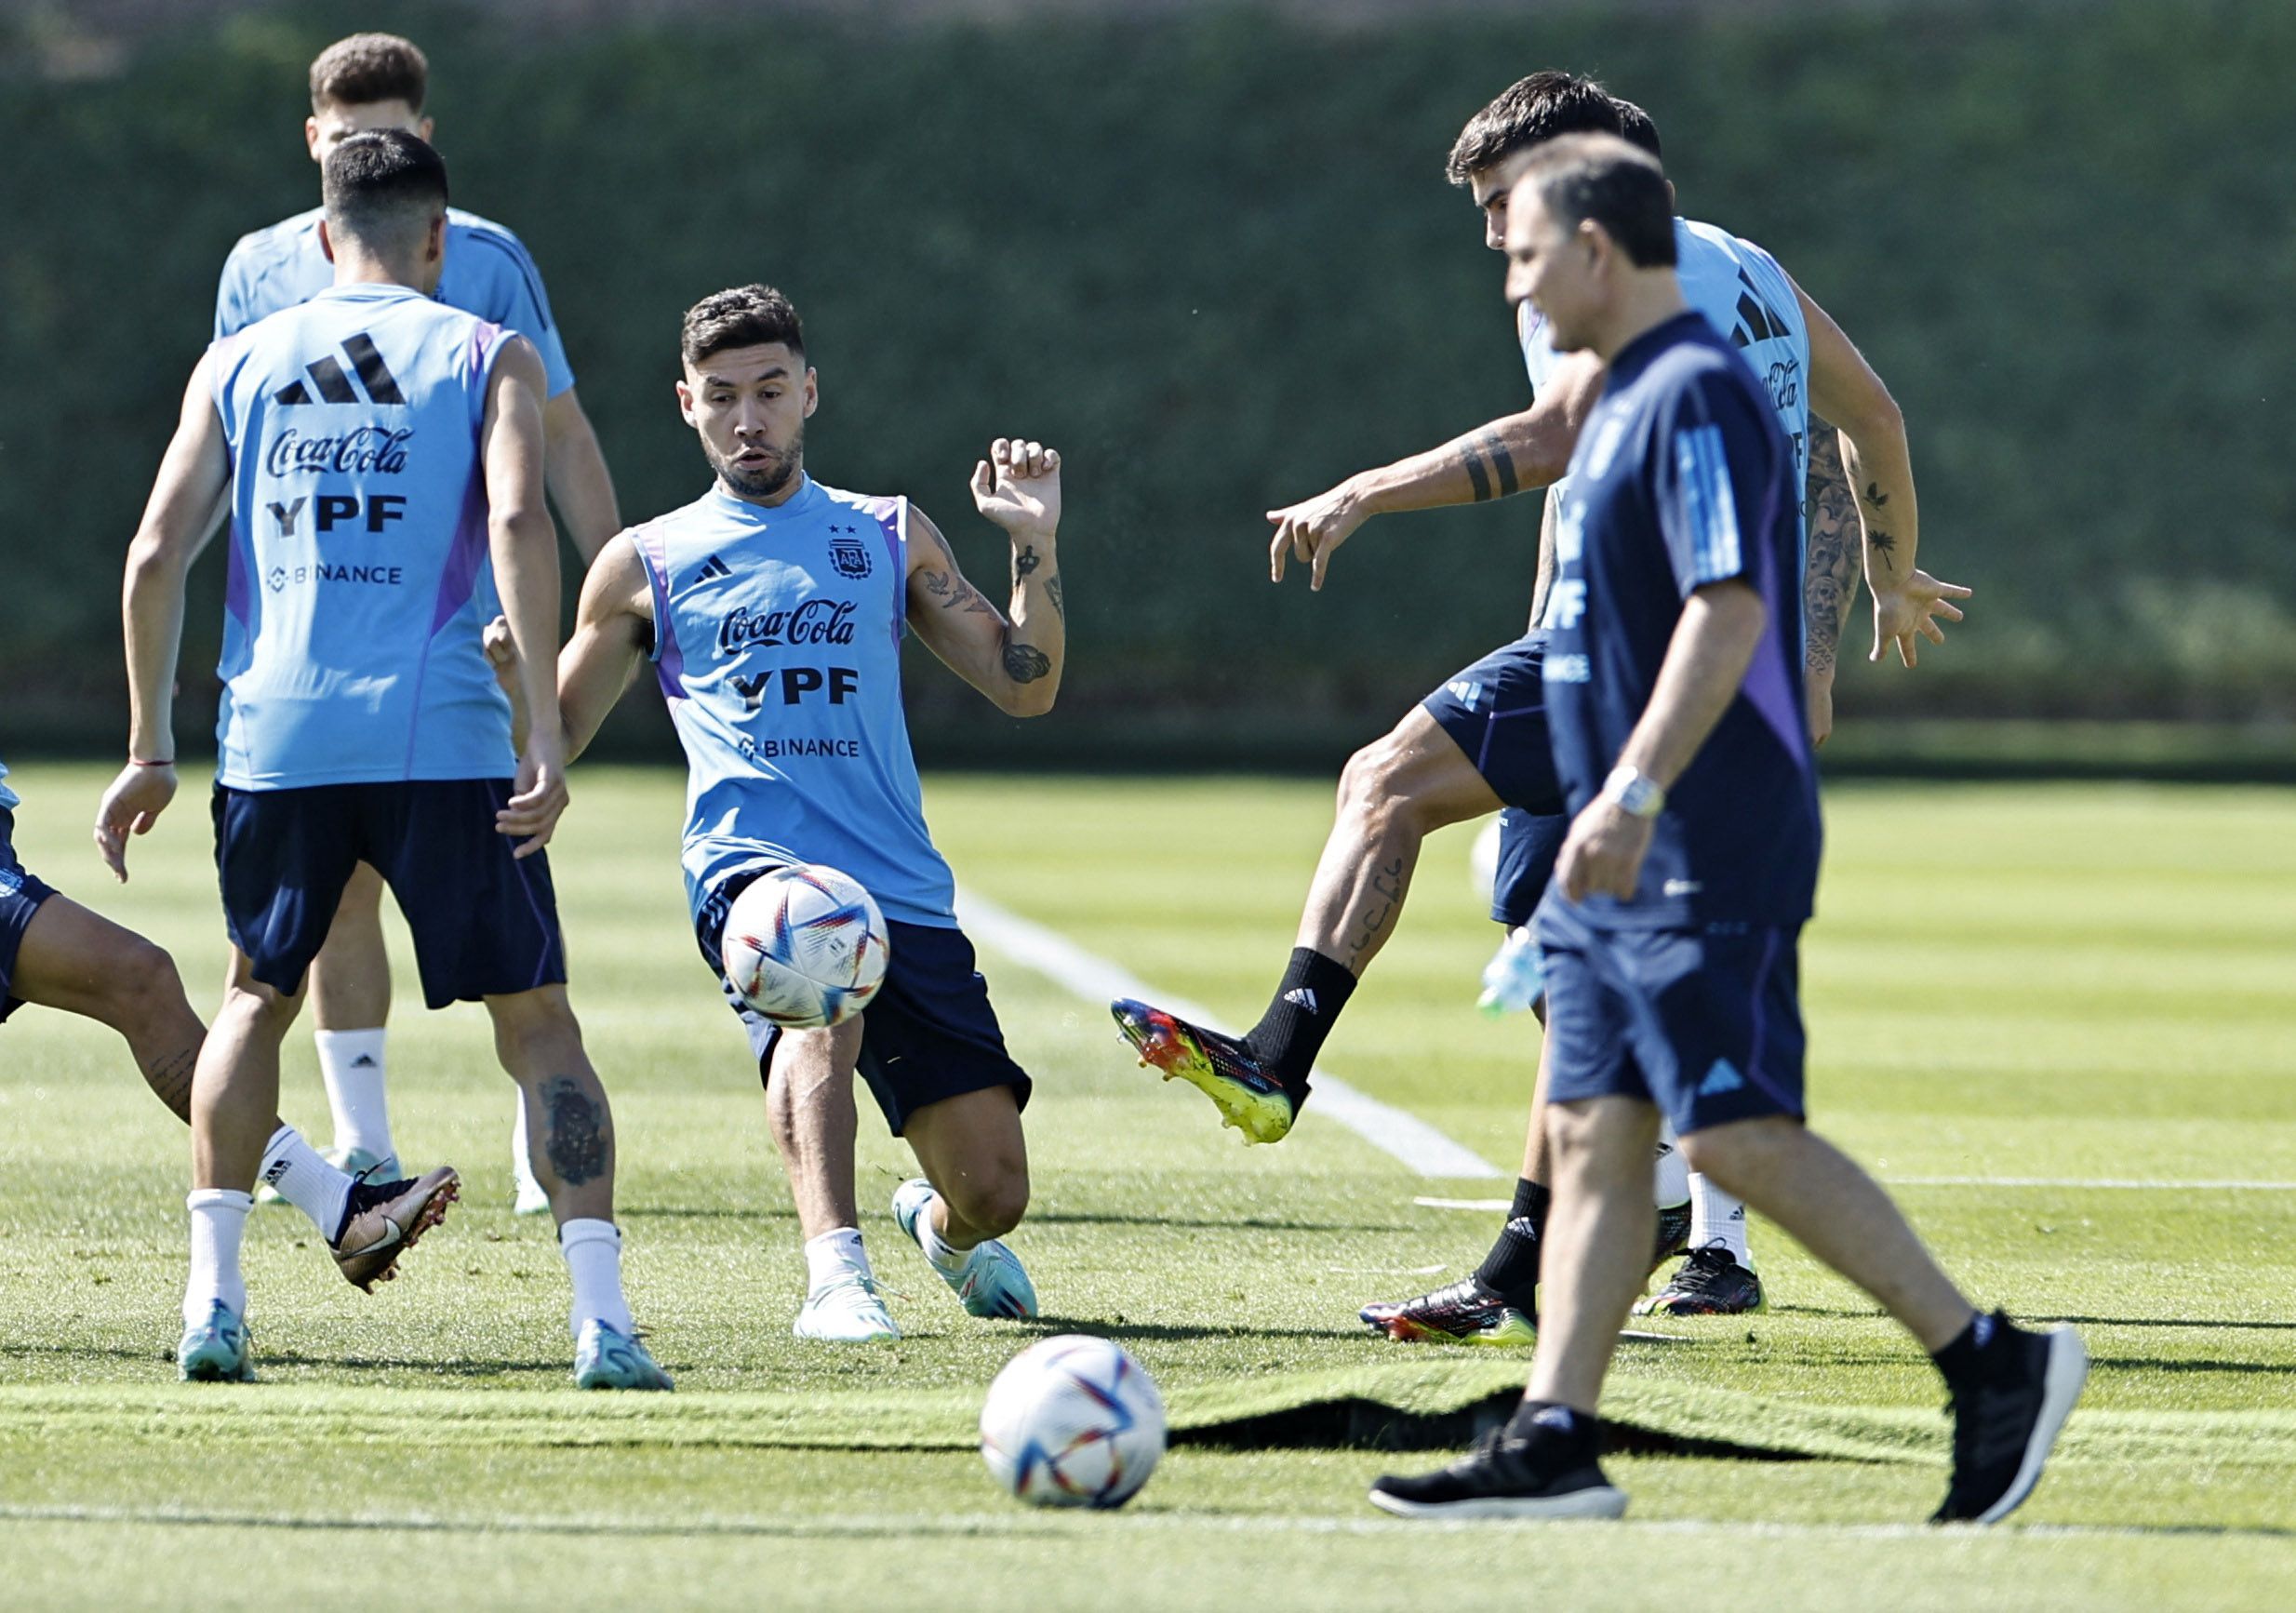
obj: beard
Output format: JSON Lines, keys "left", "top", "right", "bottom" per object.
{"left": 709, "top": 431, "right": 804, "bottom": 500}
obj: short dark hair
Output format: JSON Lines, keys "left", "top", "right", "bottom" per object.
{"left": 1447, "top": 71, "right": 1623, "bottom": 186}
{"left": 1513, "top": 134, "right": 1676, "bottom": 269}
{"left": 1611, "top": 96, "right": 1663, "bottom": 160}
{"left": 310, "top": 33, "right": 428, "bottom": 112}
{"left": 681, "top": 285, "right": 807, "bottom": 367}
{"left": 321, "top": 128, "right": 448, "bottom": 251}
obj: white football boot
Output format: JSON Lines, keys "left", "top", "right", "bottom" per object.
{"left": 794, "top": 1270, "right": 901, "bottom": 1341}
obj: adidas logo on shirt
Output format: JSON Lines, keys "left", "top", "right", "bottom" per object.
{"left": 1281, "top": 987, "right": 1320, "bottom": 1015}
{"left": 694, "top": 554, "right": 732, "bottom": 585}
{"left": 1697, "top": 1059, "right": 1744, "bottom": 1098}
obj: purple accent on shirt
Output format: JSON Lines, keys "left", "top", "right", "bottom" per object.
{"left": 860, "top": 497, "right": 906, "bottom": 644}
{"left": 431, "top": 471, "right": 491, "bottom": 635}
{"left": 1737, "top": 478, "right": 1809, "bottom": 772}
{"left": 223, "top": 514, "right": 252, "bottom": 630}
{"left": 636, "top": 527, "right": 688, "bottom": 699}
{"left": 467, "top": 320, "right": 506, "bottom": 430}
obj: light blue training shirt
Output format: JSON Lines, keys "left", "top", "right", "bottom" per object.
{"left": 208, "top": 282, "right": 517, "bottom": 789}
{"left": 216, "top": 206, "right": 575, "bottom": 398}
{"left": 631, "top": 475, "right": 960, "bottom": 930}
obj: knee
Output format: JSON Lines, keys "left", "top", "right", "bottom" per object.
{"left": 491, "top": 989, "right": 582, "bottom": 1069}
{"left": 945, "top": 1166, "right": 1030, "bottom": 1240}
{"left": 1336, "top": 737, "right": 1409, "bottom": 830}
{"left": 108, "top": 938, "right": 188, "bottom": 1024}
{"left": 1678, "top": 1123, "right": 1773, "bottom": 1193}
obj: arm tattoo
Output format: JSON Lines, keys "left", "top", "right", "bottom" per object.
{"left": 1802, "top": 423, "right": 1858, "bottom": 679}
{"left": 1868, "top": 529, "right": 1898, "bottom": 560}
{"left": 1458, "top": 430, "right": 1522, "bottom": 502}
{"left": 1002, "top": 640, "right": 1051, "bottom": 683}
{"left": 1046, "top": 574, "right": 1064, "bottom": 621}
{"left": 541, "top": 1075, "right": 609, "bottom": 1185}
{"left": 1015, "top": 544, "right": 1041, "bottom": 579}
{"left": 920, "top": 567, "right": 995, "bottom": 615}
{"left": 1862, "top": 481, "right": 1889, "bottom": 508}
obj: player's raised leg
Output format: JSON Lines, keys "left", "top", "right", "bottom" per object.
{"left": 1113, "top": 700, "right": 1502, "bottom": 1144}
{"left": 895, "top": 1085, "right": 1035, "bottom": 1320}
{"left": 765, "top": 1018, "right": 898, "bottom": 1343}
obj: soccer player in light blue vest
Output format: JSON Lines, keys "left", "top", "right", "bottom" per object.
{"left": 1115, "top": 73, "right": 1967, "bottom": 1343}
{"left": 528, "top": 285, "right": 1063, "bottom": 1341}
{"left": 1371, "top": 137, "right": 2081, "bottom": 1525}
{"left": 216, "top": 33, "right": 621, "bottom": 1212}
{"left": 97, "top": 131, "right": 666, "bottom": 1390}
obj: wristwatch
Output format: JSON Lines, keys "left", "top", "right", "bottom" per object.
{"left": 1601, "top": 764, "right": 1666, "bottom": 820}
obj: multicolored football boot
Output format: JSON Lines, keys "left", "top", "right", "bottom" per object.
{"left": 1110, "top": 998, "right": 1295, "bottom": 1144}
{"left": 1360, "top": 1275, "right": 1536, "bottom": 1347}
{"left": 1650, "top": 1200, "right": 1692, "bottom": 1274}
{"left": 1636, "top": 1245, "right": 1767, "bottom": 1316}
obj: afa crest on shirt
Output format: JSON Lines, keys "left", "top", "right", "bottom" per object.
{"left": 826, "top": 524, "right": 874, "bottom": 580}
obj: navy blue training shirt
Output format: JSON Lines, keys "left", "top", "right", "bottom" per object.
{"left": 1535, "top": 309, "right": 1820, "bottom": 931}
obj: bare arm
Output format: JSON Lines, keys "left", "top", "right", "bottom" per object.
{"left": 485, "top": 533, "right": 652, "bottom": 762}
{"left": 541, "top": 385, "right": 622, "bottom": 564}
{"left": 1554, "top": 580, "right": 1769, "bottom": 903}
{"left": 1268, "top": 350, "right": 1607, "bottom": 592}
{"left": 906, "top": 438, "right": 1065, "bottom": 718}
{"left": 1800, "top": 421, "right": 1858, "bottom": 745}
{"left": 478, "top": 337, "right": 567, "bottom": 857}
{"left": 1797, "top": 279, "right": 1969, "bottom": 668}
{"left": 94, "top": 353, "right": 231, "bottom": 879}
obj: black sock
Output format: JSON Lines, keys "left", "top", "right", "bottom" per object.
{"left": 1474, "top": 1178, "right": 1551, "bottom": 1305}
{"left": 1504, "top": 1399, "right": 1598, "bottom": 1460}
{"left": 1243, "top": 948, "right": 1356, "bottom": 1093}
{"left": 1931, "top": 1308, "right": 2006, "bottom": 1391}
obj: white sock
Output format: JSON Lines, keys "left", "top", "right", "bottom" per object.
{"left": 314, "top": 1028, "right": 394, "bottom": 1161}
{"left": 560, "top": 1218, "right": 635, "bottom": 1340}
{"left": 511, "top": 1099, "right": 545, "bottom": 1197}
{"left": 260, "top": 1123, "right": 352, "bottom": 1240}
{"left": 913, "top": 1191, "right": 974, "bottom": 1272}
{"left": 184, "top": 1188, "right": 253, "bottom": 1330}
{"left": 1652, "top": 1123, "right": 1690, "bottom": 1208}
{"left": 1689, "top": 1172, "right": 1754, "bottom": 1268}
{"left": 803, "top": 1227, "right": 873, "bottom": 1293}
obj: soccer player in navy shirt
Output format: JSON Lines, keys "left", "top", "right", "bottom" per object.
{"left": 1370, "top": 137, "right": 2084, "bottom": 1526}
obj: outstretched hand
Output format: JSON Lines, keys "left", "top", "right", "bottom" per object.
{"left": 1266, "top": 479, "right": 1368, "bottom": 592}
{"left": 93, "top": 763, "right": 177, "bottom": 883}
{"left": 1873, "top": 570, "right": 1972, "bottom": 668}
{"left": 971, "top": 437, "right": 1061, "bottom": 540}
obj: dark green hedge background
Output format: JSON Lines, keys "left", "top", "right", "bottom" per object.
{"left": 6, "top": 0, "right": 2293, "bottom": 767}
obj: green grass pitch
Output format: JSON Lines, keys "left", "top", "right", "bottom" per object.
{"left": 0, "top": 764, "right": 2291, "bottom": 1607}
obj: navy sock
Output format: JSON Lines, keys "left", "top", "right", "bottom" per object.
{"left": 1931, "top": 1308, "right": 2005, "bottom": 1390}
{"left": 1473, "top": 1178, "right": 1550, "bottom": 1306}
{"left": 1504, "top": 1399, "right": 1598, "bottom": 1460}
{"left": 1244, "top": 948, "right": 1355, "bottom": 1093}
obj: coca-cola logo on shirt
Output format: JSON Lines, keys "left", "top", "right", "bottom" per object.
{"left": 715, "top": 597, "right": 858, "bottom": 656}
{"left": 264, "top": 425, "right": 415, "bottom": 478}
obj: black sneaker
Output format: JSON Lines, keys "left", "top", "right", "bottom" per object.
{"left": 1635, "top": 1244, "right": 1765, "bottom": 1316}
{"left": 1650, "top": 1200, "right": 1692, "bottom": 1273}
{"left": 1369, "top": 1420, "right": 1626, "bottom": 1520}
{"left": 1932, "top": 1317, "right": 2088, "bottom": 1524}
{"left": 1359, "top": 1275, "right": 1536, "bottom": 1346}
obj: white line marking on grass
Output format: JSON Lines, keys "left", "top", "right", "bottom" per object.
{"left": 954, "top": 886, "right": 1501, "bottom": 1180}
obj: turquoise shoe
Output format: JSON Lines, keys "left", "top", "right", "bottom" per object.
{"left": 573, "top": 1320, "right": 673, "bottom": 1391}
{"left": 892, "top": 1178, "right": 1038, "bottom": 1320}
{"left": 177, "top": 1300, "right": 256, "bottom": 1382}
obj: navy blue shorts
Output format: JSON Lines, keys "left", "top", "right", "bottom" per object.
{"left": 697, "top": 866, "right": 1031, "bottom": 1137}
{"left": 0, "top": 808, "right": 60, "bottom": 1026}
{"left": 1491, "top": 806, "right": 1568, "bottom": 929}
{"left": 1423, "top": 638, "right": 1569, "bottom": 925}
{"left": 213, "top": 781, "right": 567, "bottom": 1007}
{"left": 1536, "top": 899, "right": 1807, "bottom": 1138}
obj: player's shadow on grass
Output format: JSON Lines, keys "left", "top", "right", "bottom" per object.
{"left": 1019, "top": 1211, "right": 1417, "bottom": 1233}
{"left": 1017, "top": 1315, "right": 1364, "bottom": 1343}
{"left": 1771, "top": 1302, "right": 2296, "bottom": 1334}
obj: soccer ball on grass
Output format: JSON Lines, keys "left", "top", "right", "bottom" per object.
{"left": 980, "top": 1335, "right": 1167, "bottom": 1508}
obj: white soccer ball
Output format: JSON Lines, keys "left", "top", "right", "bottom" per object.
{"left": 718, "top": 864, "right": 889, "bottom": 1030}
{"left": 980, "top": 1335, "right": 1167, "bottom": 1509}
